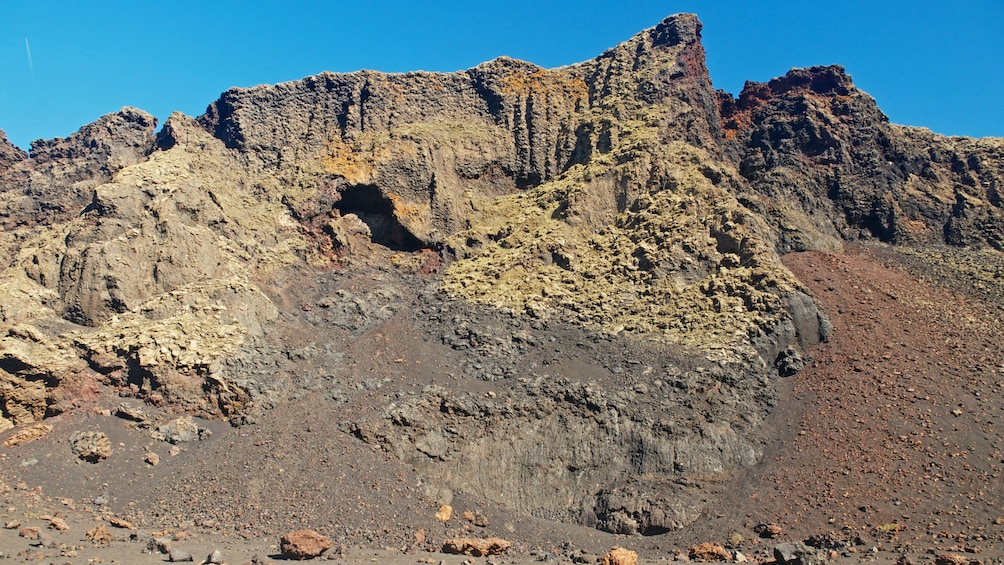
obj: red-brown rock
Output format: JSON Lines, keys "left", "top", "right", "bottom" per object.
{"left": 935, "top": 554, "right": 968, "bottom": 565}
{"left": 601, "top": 547, "right": 638, "bottom": 565}
{"left": 442, "top": 537, "right": 512, "bottom": 556}
{"left": 279, "top": 529, "right": 333, "bottom": 560}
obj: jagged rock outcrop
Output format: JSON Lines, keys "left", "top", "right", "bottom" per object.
{"left": 0, "top": 108, "right": 157, "bottom": 230}
{"left": 0, "top": 113, "right": 292, "bottom": 418}
{"left": 0, "top": 130, "right": 26, "bottom": 172}
{"left": 195, "top": 14, "right": 722, "bottom": 250}
{"left": 0, "top": 12, "right": 1000, "bottom": 536}
{"left": 719, "top": 65, "right": 1004, "bottom": 251}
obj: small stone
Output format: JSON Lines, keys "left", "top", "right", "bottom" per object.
{"left": 601, "top": 547, "right": 638, "bottom": 565}
{"left": 206, "top": 549, "right": 225, "bottom": 563}
{"left": 108, "top": 517, "right": 136, "bottom": 529}
{"left": 19, "top": 525, "right": 39, "bottom": 539}
{"left": 169, "top": 549, "right": 195, "bottom": 562}
{"left": 280, "top": 529, "right": 333, "bottom": 560}
{"left": 37, "top": 531, "right": 61, "bottom": 549}
{"left": 462, "top": 510, "right": 488, "bottom": 527}
{"left": 145, "top": 452, "right": 160, "bottom": 466}
{"left": 48, "top": 517, "right": 69, "bottom": 531}
{"left": 116, "top": 403, "right": 148, "bottom": 422}
{"left": 3, "top": 520, "right": 20, "bottom": 529}
{"left": 773, "top": 542, "right": 823, "bottom": 565}
{"left": 156, "top": 416, "right": 206, "bottom": 444}
{"left": 435, "top": 504, "right": 453, "bottom": 522}
{"left": 755, "top": 523, "right": 783, "bottom": 538}
{"left": 149, "top": 536, "right": 172, "bottom": 553}
{"left": 775, "top": 347, "right": 805, "bottom": 377}
{"left": 774, "top": 543, "right": 799, "bottom": 564}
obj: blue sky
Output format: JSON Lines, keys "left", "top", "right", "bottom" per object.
{"left": 2, "top": 1, "right": 1001, "bottom": 150}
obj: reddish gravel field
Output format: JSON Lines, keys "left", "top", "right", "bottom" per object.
{"left": 687, "top": 245, "right": 1004, "bottom": 558}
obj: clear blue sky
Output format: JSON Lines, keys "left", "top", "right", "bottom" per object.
{"left": 2, "top": 0, "right": 1002, "bottom": 150}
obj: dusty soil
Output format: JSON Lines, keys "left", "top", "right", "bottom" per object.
{"left": 1, "top": 243, "right": 1003, "bottom": 564}
{"left": 685, "top": 245, "right": 1004, "bottom": 556}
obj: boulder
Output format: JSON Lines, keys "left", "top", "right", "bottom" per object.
{"left": 601, "top": 547, "right": 639, "bottom": 565}
{"left": 69, "top": 430, "right": 112, "bottom": 462}
{"left": 155, "top": 416, "right": 210, "bottom": 444}
{"left": 279, "top": 529, "right": 333, "bottom": 560}
{"left": 774, "top": 542, "right": 826, "bottom": 565}
{"left": 689, "top": 542, "right": 731, "bottom": 562}
{"left": 86, "top": 524, "right": 113, "bottom": 545}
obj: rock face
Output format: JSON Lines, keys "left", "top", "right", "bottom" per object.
{"left": 0, "top": 12, "right": 1001, "bottom": 537}
{"left": 718, "top": 65, "right": 1004, "bottom": 251}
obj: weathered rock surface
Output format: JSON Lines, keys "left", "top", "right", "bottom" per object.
{"left": 718, "top": 65, "right": 1004, "bottom": 252}
{"left": 0, "top": 108, "right": 156, "bottom": 229}
{"left": 0, "top": 130, "right": 26, "bottom": 172}
{"left": 0, "top": 12, "right": 1001, "bottom": 543}
{"left": 690, "top": 542, "right": 732, "bottom": 562}
{"left": 2, "top": 423, "right": 53, "bottom": 447}
{"left": 773, "top": 542, "right": 825, "bottom": 565}
{"left": 69, "top": 430, "right": 112, "bottom": 462}
{"left": 442, "top": 537, "right": 512, "bottom": 556}
{"left": 601, "top": 547, "right": 639, "bottom": 565}
{"left": 85, "top": 524, "right": 112, "bottom": 545}
{"left": 154, "top": 416, "right": 211, "bottom": 444}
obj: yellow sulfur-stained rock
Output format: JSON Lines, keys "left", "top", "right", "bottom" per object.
{"left": 601, "top": 547, "right": 638, "bottom": 565}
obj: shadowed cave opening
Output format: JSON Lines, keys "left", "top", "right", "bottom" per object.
{"left": 335, "top": 184, "right": 424, "bottom": 252}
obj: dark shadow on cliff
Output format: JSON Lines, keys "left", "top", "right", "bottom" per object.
{"left": 334, "top": 184, "right": 424, "bottom": 252}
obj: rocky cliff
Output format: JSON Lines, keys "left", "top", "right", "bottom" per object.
{"left": 0, "top": 13, "right": 1001, "bottom": 534}
{"left": 718, "top": 65, "right": 1004, "bottom": 251}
